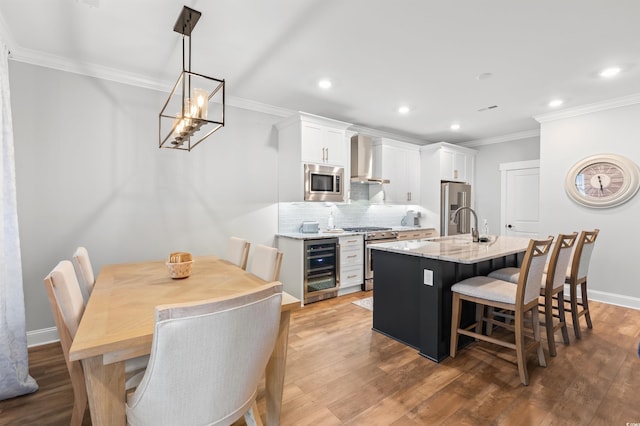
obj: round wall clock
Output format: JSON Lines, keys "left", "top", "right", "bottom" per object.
{"left": 565, "top": 153, "right": 640, "bottom": 208}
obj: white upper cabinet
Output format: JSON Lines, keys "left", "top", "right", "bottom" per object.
{"left": 421, "top": 142, "right": 477, "bottom": 184}
{"left": 373, "top": 138, "right": 421, "bottom": 204}
{"left": 276, "top": 112, "right": 351, "bottom": 202}
{"left": 300, "top": 121, "right": 346, "bottom": 166}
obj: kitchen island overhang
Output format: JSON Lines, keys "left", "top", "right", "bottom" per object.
{"left": 370, "top": 235, "right": 530, "bottom": 362}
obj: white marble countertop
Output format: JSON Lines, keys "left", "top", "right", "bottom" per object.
{"left": 369, "top": 234, "right": 531, "bottom": 264}
{"left": 276, "top": 226, "right": 435, "bottom": 240}
{"left": 276, "top": 230, "right": 361, "bottom": 240}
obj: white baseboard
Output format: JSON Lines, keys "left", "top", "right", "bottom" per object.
{"left": 26, "top": 287, "right": 638, "bottom": 348}
{"left": 588, "top": 289, "right": 640, "bottom": 310}
{"left": 27, "top": 327, "right": 59, "bottom": 348}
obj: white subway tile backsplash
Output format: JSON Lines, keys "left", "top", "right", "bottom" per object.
{"left": 278, "top": 201, "right": 427, "bottom": 232}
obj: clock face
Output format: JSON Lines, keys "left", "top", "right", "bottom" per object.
{"left": 565, "top": 154, "right": 640, "bottom": 208}
{"left": 574, "top": 162, "right": 624, "bottom": 198}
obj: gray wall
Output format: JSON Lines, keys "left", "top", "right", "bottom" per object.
{"left": 10, "top": 61, "right": 282, "bottom": 333}
{"left": 540, "top": 103, "right": 640, "bottom": 304}
{"left": 473, "top": 137, "right": 540, "bottom": 236}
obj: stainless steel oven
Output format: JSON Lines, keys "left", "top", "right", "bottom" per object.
{"left": 304, "top": 238, "right": 340, "bottom": 304}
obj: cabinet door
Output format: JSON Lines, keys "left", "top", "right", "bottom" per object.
{"left": 300, "top": 122, "right": 346, "bottom": 166}
{"left": 300, "top": 122, "right": 325, "bottom": 164}
{"left": 323, "top": 128, "right": 346, "bottom": 166}
{"left": 381, "top": 145, "right": 420, "bottom": 204}
{"left": 440, "top": 149, "right": 468, "bottom": 182}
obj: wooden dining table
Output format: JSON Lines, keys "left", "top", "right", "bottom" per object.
{"left": 69, "top": 255, "right": 299, "bottom": 426}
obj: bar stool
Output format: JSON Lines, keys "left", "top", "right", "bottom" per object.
{"left": 450, "top": 237, "right": 553, "bottom": 385}
{"left": 488, "top": 233, "right": 578, "bottom": 356}
{"left": 566, "top": 229, "right": 599, "bottom": 338}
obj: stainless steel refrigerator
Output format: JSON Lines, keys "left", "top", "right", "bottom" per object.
{"left": 441, "top": 182, "right": 472, "bottom": 236}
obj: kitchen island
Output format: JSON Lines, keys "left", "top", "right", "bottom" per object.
{"left": 370, "top": 235, "right": 530, "bottom": 362}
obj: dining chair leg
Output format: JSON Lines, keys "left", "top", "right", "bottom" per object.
{"left": 244, "top": 401, "right": 264, "bottom": 426}
{"left": 532, "top": 306, "right": 546, "bottom": 367}
{"left": 557, "top": 290, "right": 570, "bottom": 345}
{"left": 581, "top": 280, "right": 593, "bottom": 329}
{"left": 544, "top": 293, "right": 557, "bottom": 357}
{"left": 570, "top": 283, "right": 582, "bottom": 339}
{"left": 450, "top": 293, "right": 462, "bottom": 357}
{"left": 514, "top": 309, "right": 529, "bottom": 386}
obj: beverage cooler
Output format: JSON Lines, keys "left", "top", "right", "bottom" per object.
{"left": 304, "top": 238, "right": 339, "bottom": 304}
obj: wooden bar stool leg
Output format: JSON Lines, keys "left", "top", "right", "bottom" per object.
{"left": 514, "top": 309, "right": 529, "bottom": 386}
{"left": 581, "top": 280, "right": 593, "bottom": 329}
{"left": 475, "top": 303, "right": 484, "bottom": 335}
{"left": 532, "top": 306, "right": 546, "bottom": 367}
{"left": 450, "top": 293, "right": 462, "bottom": 357}
{"left": 544, "top": 293, "right": 557, "bottom": 357}
{"left": 557, "top": 290, "right": 570, "bottom": 345}
{"left": 570, "top": 283, "right": 582, "bottom": 339}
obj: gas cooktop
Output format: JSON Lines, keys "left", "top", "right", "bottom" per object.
{"left": 342, "top": 226, "right": 392, "bottom": 232}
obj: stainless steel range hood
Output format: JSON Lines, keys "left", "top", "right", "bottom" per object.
{"left": 350, "top": 135, "right": 390, "bottom": 184}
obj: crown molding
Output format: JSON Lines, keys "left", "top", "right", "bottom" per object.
{"left": 348, "top": 125, "right": 428, "bottom": 146}
{"left": 9, "top": 46, "right": 303, "bottom": 118}
{"left": 458, "top": 129, "right": 540, "bottom": 148}
{"left": 534, "top": 92, "right": 640, "bottom": 123}
{"left": 10, "top": 46, "right": 172, "bottom": 92}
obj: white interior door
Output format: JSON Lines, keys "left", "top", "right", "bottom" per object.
{"left": 500, "top": 160, "right": 540, "bottom": 238}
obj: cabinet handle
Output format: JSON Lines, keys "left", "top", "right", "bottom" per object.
{"left": 347, "top": 274, "right": 358, "bottom": 279}
{"left": 325, "top": 147, "right": 329, "bottom": 162}
{"left": 453, "top": 169, "right": 459, "bottom": 179}
{"left": 407, "top": 192, "right": 411, "bottom": 201}
{"left": 347, "top": 255, "right": 357, "bottom": 259}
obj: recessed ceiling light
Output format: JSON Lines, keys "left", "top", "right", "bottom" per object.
{"left": 450, "top": 123, "right": 461, "bottom": 131}
{"left": 548, "top": 99, "right": 564, "bottom": 108}
{"left": 398, "top": 105, "right": 410, "bottom": 114}
{"left": 318, "top": 79, "right": 332, "bottom": 89}
{"left": 599, "top": 67, "right": 621, "bottom": 78}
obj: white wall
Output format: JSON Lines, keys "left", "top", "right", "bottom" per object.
{"left": 539, "top": 102, "right": 640, "bottom": 306}
{"left": 10, "top": 61, "right": 282, "bottom": 334}
{"left": 473, "top": 137, "right": 540, "bottom": 235}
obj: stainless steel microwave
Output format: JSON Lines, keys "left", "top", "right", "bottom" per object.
{"left": 304, "top": 164, "right": 344, "bottom": 202}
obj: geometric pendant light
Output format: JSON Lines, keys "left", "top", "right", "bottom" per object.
{"left": 159, "top": 6, "right": 225, "bottom": 151}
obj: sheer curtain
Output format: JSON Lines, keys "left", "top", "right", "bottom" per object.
{"left": 0, "top": 40, "right": 38, "bottom": 400}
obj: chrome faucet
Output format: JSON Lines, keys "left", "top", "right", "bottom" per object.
{"left": 453, "top": 207, "right": 479, "bottom": 242}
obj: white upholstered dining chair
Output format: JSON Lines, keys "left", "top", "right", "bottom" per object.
{"left": 226, "top": 237, "right": 251, "bottom": 270}
{"left": 43, "top": 261, "right": 148, "bottom": 426}
{"left": 247, "top": 244, "right": 283, "bottom": 282}
{"left": 450, "top": 237, "right": 553, "bottom": 386}
{"left": 125, "top": 282, "right": 283, "bottom": 426}
{"left": 488, "top": 233, "right": 578, "bottom": 356}
{"left": 72, "top": 246, "right": 95, "bottom": 304}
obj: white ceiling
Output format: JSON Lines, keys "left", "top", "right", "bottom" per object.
{"left": 1, "top": 0, "right": 640, "bottom": 144}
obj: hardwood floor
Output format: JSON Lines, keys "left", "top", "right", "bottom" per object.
{"left": 2, "top": 292, "right": 639, "bottom": 425}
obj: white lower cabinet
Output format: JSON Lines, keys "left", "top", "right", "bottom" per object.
{"left": 338, "top": 235, "right": 363, "bottom": 294}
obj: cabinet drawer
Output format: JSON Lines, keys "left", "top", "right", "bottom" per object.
{"left": 340, "top": 265, "right": 363, "bottom": 286}
{"left": 339, "top": 235, "right": 363, "bottom": 249}
{"left": 397, "top": 229, "right": 438, "bottom": 241}
{"left": 340, "top": 248, "right": 363, "bottom": 265}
